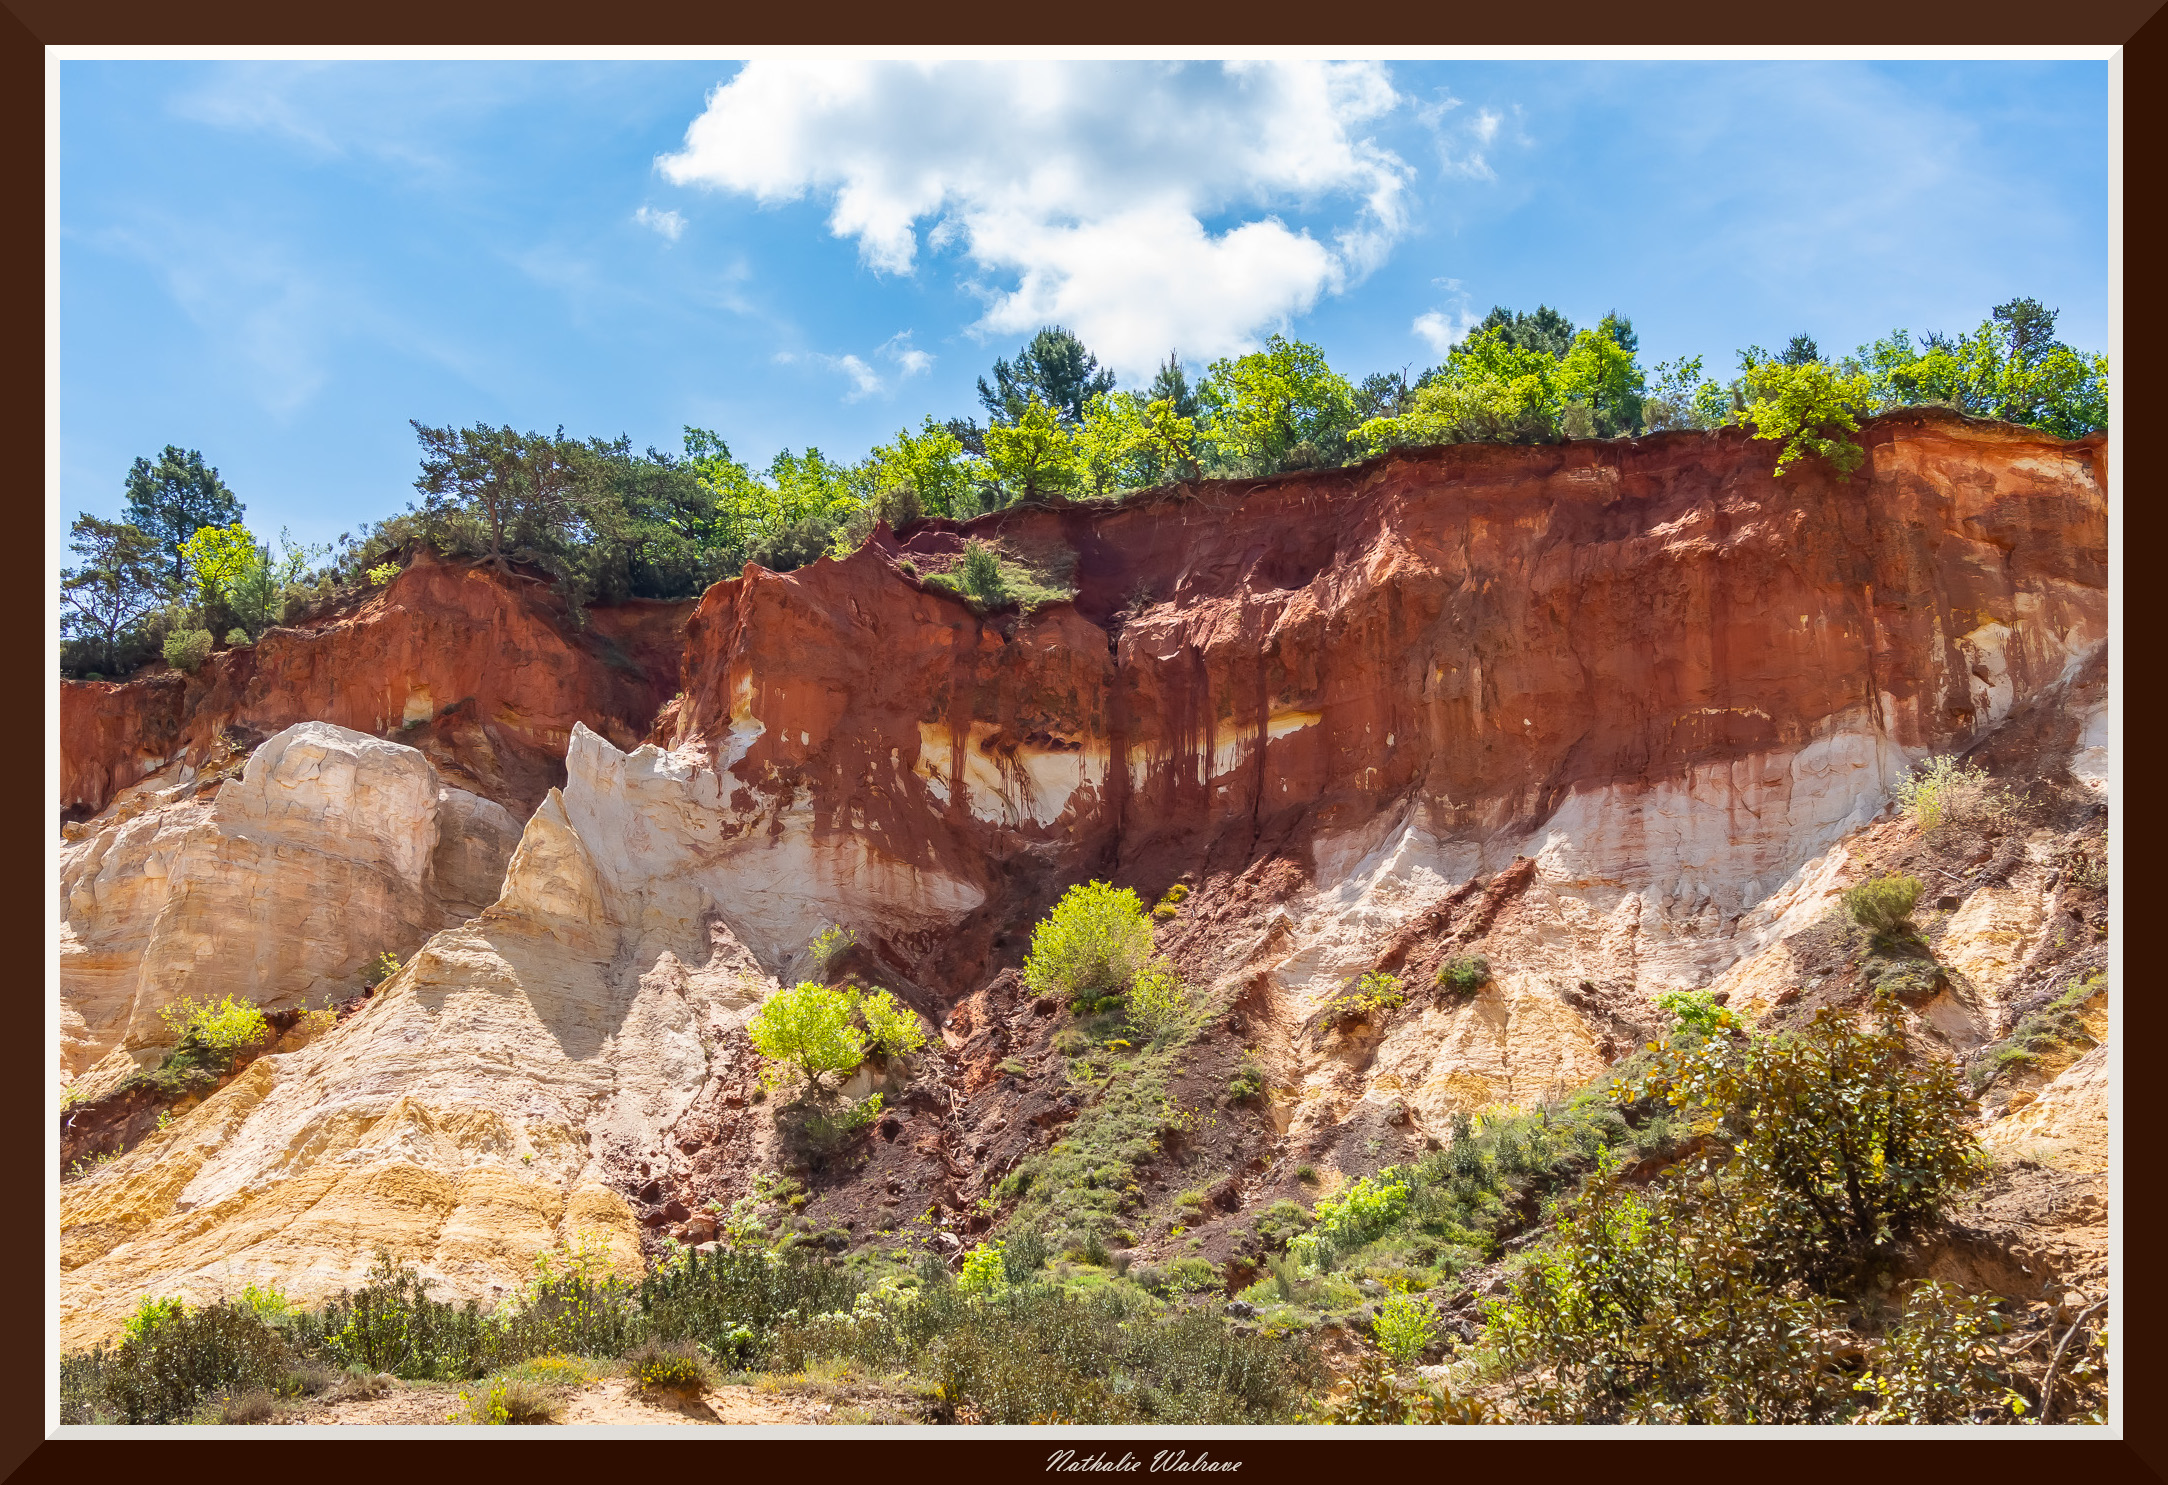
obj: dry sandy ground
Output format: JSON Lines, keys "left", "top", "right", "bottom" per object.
{"left": 275, "top": 1377, "right": 833, "bottom": 1427}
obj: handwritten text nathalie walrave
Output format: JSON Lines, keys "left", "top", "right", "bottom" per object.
{"left": 1047, "top": 1451, "right": 1239, "bottom": 1474}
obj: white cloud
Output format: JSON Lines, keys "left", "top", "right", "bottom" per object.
{"left": 634, "top": 205, "right": 685, "bottom": 241}
{"left": 1434, "top": 105, "right": 1506, "bottom": 181}
{"left": 1412, "top": 277, "right": 1480, "bottom": 358}
{"left": 657, "top": 61, "right": 1413, "bottom": 378}
{"left": 1412, "top": 309, "right": 1474, "bottom": 358}
{"left": 777, "top": 331, "right": 933, "bottom": 402}
{"left": 880, "top": 330, "right": 933, "bottom": 377}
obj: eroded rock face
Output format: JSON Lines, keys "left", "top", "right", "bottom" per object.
{"left": 58, "top": 743, "right": 791, "bottom": 1349}
{"left": 56, "top": 415, "right": 2111, "bottom": 1341}
{"left": 657, "top": 412, "right": 2105, "bottom": 1080}
{"left": 61, "top": 552, "right": 695, "bottom": 821}
{"left": 60, "top": 722, "right": 521, "bottom": 1088}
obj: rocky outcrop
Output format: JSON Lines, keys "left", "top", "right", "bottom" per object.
{"left": 56, "top": 413, "right": 2110, "bottom": 1342}
{"left": 57, "top": 738, "right": 795, "bottom": 1349}
{"left": 61, "top": 552, "right": 696, "bottom": 822}
{"left": 652, "top": 411, "right": 2104, "bottom": 1127}
{"left": 60, "top": 722, "right": 521, "bottom": 1090}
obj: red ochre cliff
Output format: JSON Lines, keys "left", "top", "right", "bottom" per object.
{"left": 55, "top": 412, "right": 2109, "bottom": 1347}
{"left": 62, "top": 549, "right": 696, "bottom": 822}
{"left": 654, "top": 410, "right": 2104, "bottom": 993}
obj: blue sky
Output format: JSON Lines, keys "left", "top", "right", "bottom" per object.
{"left": 59, "top": 58, "right": 2110, "bottom": 550}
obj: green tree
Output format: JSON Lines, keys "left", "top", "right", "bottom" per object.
{"left": 410, "top": 421, "right": 584, "bottom": 572}
{"left": 562, "top": 435, "right": 730, "bottom": 602}
{"left": 1489, "top": 1006, "right": 1998, "bottom": 1422}
{"left": 864, "top": 416, "right": 977, "bottom": 519}
{"left": 686, "top": 436, "right": 865, "bottom": 568}
{"left": 1147, "top": 352, "right": 1200, "bottom": 421}
{"left": 1352, "top": 368, "right": 1417, "bottom": 424}
{"left": 61, "top": 515, "right": 167, "bottom": 674}
{"left": 1640, "top": 355, "right": 1730, "bottom": 432}
{"left": 747, "top": 982, "right": 866, "bottom": 1090}
{"left": 1353, "top": 326, "right": 1564, "bottom": 452}
{"left": 1635, "top": 1000, "right": 1983, "bottom": 1291}
{"left": 855, "top": 988, "right": 928, "bottom": 1058}
{"left": 123, "top": 446, "right": 242, "bottom": 587}
{"left": 1471, "top": 303, "right": 1580, "bottom": 359}
{"left": 180, "top": 523, "right": 323, "bottom": 636}
{"left": 1021, "top": 880, "right": 1156, "bottom": 1009}
{"left": 1733, "top": 352, "right": 1875, "bottom": 478}
{"left": 1856, "top": 300, "right": 2107, "bottom": 438}
{"left": 1556, "top": 316, "right": 1646, "bottom": 437}
{"left": 983, "top": 398, "right": 1081, "bottom": 504}
{"left": 978, "top": 326, "right": 1116, "bottom": 428}
{"left": 1197, "top": 334, "right": 1357, "bottom": 473}
{"left": 1073, "top": 392, "right": 1148, "bottom": 497}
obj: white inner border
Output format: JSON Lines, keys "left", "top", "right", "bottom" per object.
{"left": 45, "top": 42, "right": 2123, "bottom": 1443}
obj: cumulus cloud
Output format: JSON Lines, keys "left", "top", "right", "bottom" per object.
{"left": 778, "top": 331, "right": 934, "bottom": 402}
{"left": 1412, "top": 309, "right": 1471, "bottom": 357}
{"left": 882, "top": 330, "right": 933, "bottom": 377}
{"left": 634, "top": 205, "right": 685, "bottom": 241}
{"left": 657, "top": 61, "right": 1413, "bottom": 378}
{"left": 1411, "top": 277, "right": 1480, "bottom": 358}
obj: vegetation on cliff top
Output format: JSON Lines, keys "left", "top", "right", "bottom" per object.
{"left": 63, "top": 298, "right": 2106, "bottom": 680}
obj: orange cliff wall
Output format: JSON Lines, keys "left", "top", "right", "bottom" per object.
{"left": 653, "top": 412, "right": 2105, "bottom": 991}
{"left": 61, "top": 412, "right": 2106, "bottom": 980}
{"left": 61, "top": 551, "right": 697, "bottom": 821}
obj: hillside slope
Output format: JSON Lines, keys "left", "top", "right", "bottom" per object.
{"left": 56, "top": 412, "right": 2109, "bottom": 1350}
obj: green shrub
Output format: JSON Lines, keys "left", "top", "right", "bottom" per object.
{"left": 1851, "top": 1281, "right": 2020, "bottom": 1423}
{"left": 367, "top": 561, "right": 402, "bottom": 586}
{"left": 450, "top": 1376, "right": 558, "bottom": 1424}
{"left": 1313, "top": 1351, "right": 1497, "bottom": 1424}
{"left": 1320, "top": 972, "right": 1405, "bottom": 1029}
{"left": 1969, "top": 971, "right": 2106, "bottom": 1093}
{"left": 855, "top": 987, "right": 927, "bottom": 1058}
{"left": 627, "top": 1337, "right": 709, "bottom": 1394}
{"left": 1843, "top": 874, "right": 1924, "bottom": 938}
{"left": 1371, "top": 1293, "right": 1440, "bottom": 1366}
{"left": 157, "top": 995, "right": 270, "bottom": 1059}
{"left": 640, "top": 1244, "right": 853, "bottom": 1366}
{"left": 1484, "top": 1132, "right": 2016, "bottom": 1424}
{"left": 300, "top": 1241, "right": 640, "bottom": 1382}
{"left": 1653, "top": 988, "right": 1727, "bottom": 1036}
{"left": 808, "top": 923, "right": 859, "bottom": 971}
{"left": 1300, "top": 1173, "right": 1411, "bottom": 1265}
{"left": 1002, "top": 1230, "right": 1049, "bottom": 1285}
{"left": 164, "top": 628, "right": 214, "bottom": 673}
{"left": 958, "top": 1242, "right": 1008, "bottom": 1295}
{"left": 1022, "top": 881, "right": 1155, "bottom": 1010}
{"left": 1226, "top": 1053, "right": 1266, "bottom": 1104}
{"left": 218, "top": 1389, "right": 279, "bottom": 1424}
{"left": 959, "top": 540, "right": 1004, "bottom": 601}
{"left": 72, "top": 1299, "right": 293, "bottom": 1424}
{"left": 1124, "top": 959, "right": 1192, "bottom": 1042}
{"left": 1435, "top": 956, "right": 1491, "bottom": 994}
{"left": 278, "top": 1359, "right": 339, "bottom": 1398}
{"left": 1164, "top": 1257, "right": 1222, "bottom": 1294}
{"left": 1893, "top": 755, "right": 2028, "bottom": 835}
{"left": 223, "top": 627, "right": 251, "bottom": 646}
{"left": 790, "top": 1093, "right": 885, "bottom": 1153}
{"left": 1633, "top": 999, "right": 1984, "bottom": 1293}
{"left": 748, "top": 981, "right": 866, "bottom": 1089}
{"left": 924, "top": 538, "right": 1078, "bottom": 615}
